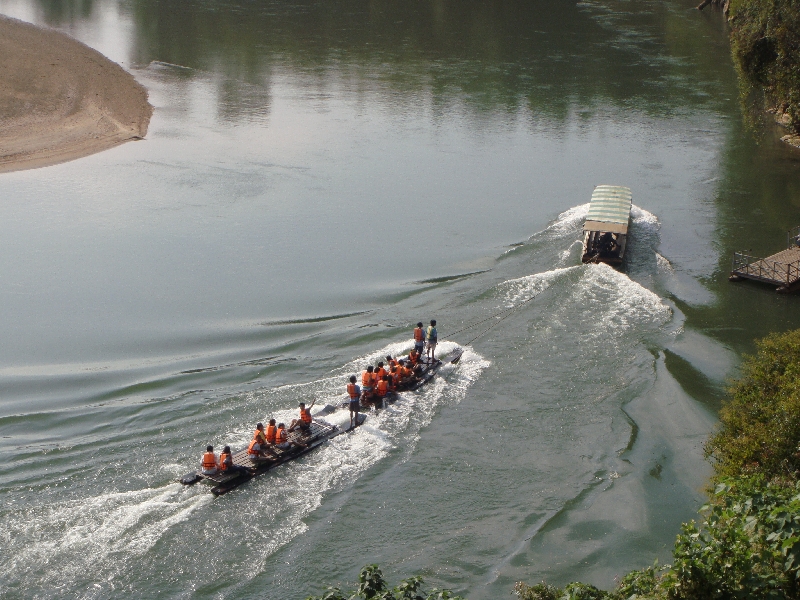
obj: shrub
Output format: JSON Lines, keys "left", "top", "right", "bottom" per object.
{"left": 705, "top": 329, "right": 800, "bottom": 480}
{"left": 304, "top": 565, "right": 465, "bottom": 600}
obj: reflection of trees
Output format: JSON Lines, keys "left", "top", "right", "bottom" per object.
{"left": 32, "top": 0, "right": 733, "bottom": 122}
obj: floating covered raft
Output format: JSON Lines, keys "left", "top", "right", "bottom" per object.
{"left": 583, "top": 185, "right": 633, "bottom": 235}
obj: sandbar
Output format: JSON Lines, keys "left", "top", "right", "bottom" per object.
{"left": 0, "top": 14, "right": 153, "bottom": 173}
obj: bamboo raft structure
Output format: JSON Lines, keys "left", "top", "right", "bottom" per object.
{"left": 729, "top": 226, "right": 800, "bottom": 293}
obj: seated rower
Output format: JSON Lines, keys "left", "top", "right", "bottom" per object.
{"left": 201, "top": 445, "right": 219, "bottom": 475}
{"left": 275, "top": 422, "right": 308, "bottom": 451}
{"left": 289, "top": 401, "right": 316, "bottom": 433}
{"left": 219, "top": 445, "right": 251, "bottom": 477}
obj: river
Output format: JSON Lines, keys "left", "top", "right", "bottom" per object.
{"left": 2, "top": 1, "right": 800, "bottom": 598}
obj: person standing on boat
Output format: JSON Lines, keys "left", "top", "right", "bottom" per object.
{"left": 346, "top": 375, "right": 361, "bottom": 428}
{"left": 425, "top": 319, "right": 438, "bottom": 363}
{"left": 413, "top": 322, "right": 425, "bottom": 356}
{"left": 218, "top": 446, "right": 251, "bottom": 477}
{"left": 201, "top": 445, "right": 219, "bottom": 475}
{"left": 289, "top": 401, "right": 315, "bottom": 433}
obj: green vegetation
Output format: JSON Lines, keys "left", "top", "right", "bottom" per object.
{"left": 514, "top": 329, "right": 800, "bottom": 600}
{"left": 727, "top": 0, "right": 800, "bottom": 132}
{"left": 305, "top": 564, "right": 465, "bottom": 600}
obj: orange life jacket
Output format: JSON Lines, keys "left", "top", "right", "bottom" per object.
{"left": 300, "top": 407, "right": 312, "bottom": 424}
{"left": 254, "top": 429, "right": 267, "bottom": 444}
{"left": 248, "top": 439, "right": 260, "bottom": 455}
{"left": 266, "top": 424, "right": 277, "bottom": 444}
{"left": 202, "top": 452, "right": 217, "bottom": 470}
{"left": 347, "top": 383, "right": 359, "bottom": 399}
{"left": 376, "top": 379, "right": 388, "bottom": 397}
{"left": 375, "top": 367, "right": 387, "bottom": 380}
{"left": 276, "top": 427, "right": 287, "bottom": 444}
{"left": 362, "top": 371, "right": 373, "bottom": 387}
{"left": 409, "top": 351, "right": 419, "bottom": 366}
{"left": 414, "top": 327, "right": 424, "bottom": 342}
{"left": 219, "top": 451, "right": 231, "bottom": 471}
{"left": 388, "top": 359, "right": 397, "bottom": 368}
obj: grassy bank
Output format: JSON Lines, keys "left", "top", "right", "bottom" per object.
{"left": 726, "top": 0, "right": 800, "bottom": 134}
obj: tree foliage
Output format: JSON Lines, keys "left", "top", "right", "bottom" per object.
{"left": 728, "top": 0, "right": 800, "bottom": 132}
{"left": 304, "top": 565, "right": 465, "bottom": 600}
{"left": 705, "top": 329, "right": 800, "bottom": 480}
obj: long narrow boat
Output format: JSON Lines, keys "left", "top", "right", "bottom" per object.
{"left": 581, "top": 185, "right": 633, "bottom": 266}
{"left": 179, "top": 345, "right": 463, "bottom": 495}
{"left": 179, "top": 415, "right": 365, "bottom": 496}
{"left": 358, "top": 346, "right": 464, "bottom": 408}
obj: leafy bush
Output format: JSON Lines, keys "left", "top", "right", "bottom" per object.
{"left": 304, "top": 565, "right": 465, "bottom": 600}
{"left": 705, "top": 329, "right": 800, "bottom": 480}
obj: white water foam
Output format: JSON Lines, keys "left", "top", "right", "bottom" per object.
{"left": 498, "top": 266, "right": 580, "bottom": 307}
{"left": 0, "top": 342, "right": 488, "bottom": 597}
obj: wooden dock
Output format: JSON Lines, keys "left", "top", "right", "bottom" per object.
{"left": 730, "top": 230, "right": 800, "bottom": 293}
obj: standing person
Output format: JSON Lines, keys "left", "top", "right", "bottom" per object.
{"left": 413, "top": 322, "right": 425, "bottom": 357}
{"left": 426, "top": 319, "right": 438, "bottom": 363}
{"left": 218, "top": 445, "right": 251, "bottom": 477}
{"left": 201, "top": 445, "right": 219, "bottom": 475}
{"left": 346, "top": 375, "right": 361, "bottom": 429}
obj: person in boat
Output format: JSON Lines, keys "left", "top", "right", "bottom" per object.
{"left": 375, "top": 375, "right": 390, "bottom": 400}
{"left": 289, "top": 400, "right": 316, "bottom": 433}
{"left": 361, "top": 365, "right": 376, "bottom": 401}
{"left": 386, "top": 355, "right": 397, "bottom": 369}
{"left": 248, "top": 423, "right": 277, "bottom": 461}
{"left": 346, "top": 375, "right": 361, "bottom": 428}
{"left": 425, "top": 319, "right": 438, "bottom": 363}
{"left": 275, "top": 422, "right": 307, "bottom": 451}
{"left": 408, "top": 348, "right": 421, "bottom": 367}
{"left": 375, "top": 361, "right": 387, "bottom": 382}
{"left": 597, "top": 232, "right": 618, "bottom": 257}
{"left": 265, "top": 418, "right": 278, "bottom": 445}
{"left": 201, "top": 445, "right": 219, "bottom": 475}
{"left": 413, "top": 322, "right": 425, "bottom": 356}
{"left": 219, "top": 445, "right": 251, "bottom": 477}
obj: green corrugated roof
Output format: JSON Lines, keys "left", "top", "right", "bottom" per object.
{"left": 586, "top": 185, "right": 632, "bottom": 225}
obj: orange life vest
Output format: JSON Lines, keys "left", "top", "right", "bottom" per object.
{"left": 266, "top": 424, "right": 277, "bottom": 444}
{"left": 276, "top": 427, "right": 287, "bottom": 444}
{"left": 248, "top": 439, "right": 260, "bottom": 455}
{"left": 414, "top": 327, "right": 424, "bottom": 342}
{"left": 202, "top": 452, "right": 217, "bottom": 470}
{"left": 254, "top": 429, "right": 267, "bottom": 444}
{"left": 362, "top": 371, "right": 373, "bottom": 387}
{"left": 375, "top": 367, "right": 387, "bottom": 380}
{"left": 347, "top": 383, "right": 359, "bottom": 399}
{"left": 388, "top": 359, "right": 397, "bottom": 368}
{"left": 376, "top": 379, "right": 388, "bottom": 397}
{"left": 219, "top": 451, "right": 231, "bottom": 471}
{"left": 409, "top": 351, "right": 419, "bottom": 366}
{"left": 300, "top": 407, "right": 312, "bottom": 424}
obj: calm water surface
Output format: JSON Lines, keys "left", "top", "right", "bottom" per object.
{"left": 3, "top": 1, "right": 800, "bottom": 598}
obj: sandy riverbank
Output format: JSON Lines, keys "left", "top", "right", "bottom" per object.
{"left": 0, "top": 15, "right": 152, "bottom": 173}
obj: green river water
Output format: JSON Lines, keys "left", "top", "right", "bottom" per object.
{"left": 2, "top": 1, "right": 800, "bottom": 598}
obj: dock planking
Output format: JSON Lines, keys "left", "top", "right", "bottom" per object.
{"left": 730, "top": 229, "right": 800, "bottom": 293}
